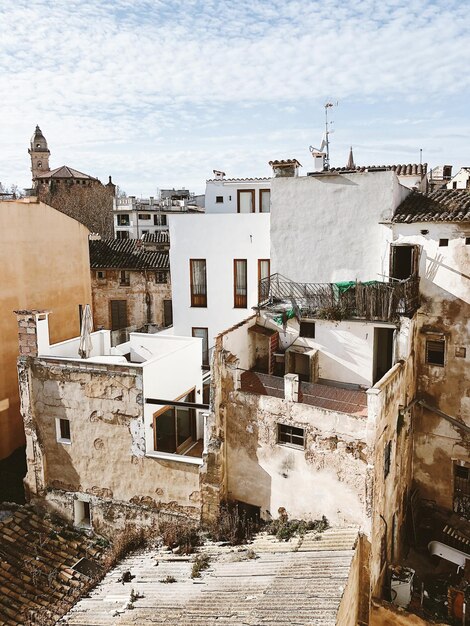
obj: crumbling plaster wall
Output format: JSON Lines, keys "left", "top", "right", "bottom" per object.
{"left": 392, "top": 223, "right": 470, "bottom": 509}
{"left": 20, "top": 358, "right": 200, "bottom": 534}
{"left": 366, "top": 335, "right": 417, "bottom": 598}
{"left": 91, "top": 269, "right": 171, "bottom": 330}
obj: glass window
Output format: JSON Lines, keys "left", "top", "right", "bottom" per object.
{"left": 277, "top": 423, "right": 305, "bottom": 448}
{"left": 258, "top": 259, "right": 270, "bottom": 301}
{"left": 192, "top": 327, "right": 209, "bottom": 367}
{"left": 234, "top": 259, "right": 247, "bottom": 308}
{"left": 237, "top": 189, "right": 255, "bottom": 213}
{"left": 190, "top": 259, "right": 207, "bottom": 307}
{"left": 154, "top": 391, "right": 196, "bottom": 454}
{"left": 260, "top": 189, "right": 270, "bottom": 213}
{"left": 426, "top": 339, "right": 445, "bottom": 366}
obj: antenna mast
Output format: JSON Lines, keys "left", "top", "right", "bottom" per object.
{"left": 324, "top": 102, "right": 334, "bottom": 170}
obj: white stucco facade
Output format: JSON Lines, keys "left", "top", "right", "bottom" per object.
{"left": 205, "top": 178, "right": 271, "bottom": 214}
{"left": 446, "top": 167, "right": 470, "bottom": 190}
{"left": 169, "top": 213, "right": 270, "bottom": 348}
{"left": 269, "top": 170, "right": 410, "bottom": 283}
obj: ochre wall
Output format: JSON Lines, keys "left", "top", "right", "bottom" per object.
{"left": 0, "top": 199, "right": 91, "bottom": 459}
{"left": 370, "top": 600, "right": 448, "bottom": 626}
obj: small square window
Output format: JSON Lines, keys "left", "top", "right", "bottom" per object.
{"left": 74, "top": 499, "right": 91, "bottom": 528}
{"left": 299, "top": 321, "right": 315, "bottom": 338}
{"left": 455, "top": 465, "right": 469, "bottom": 480}
{"left": 56, "top": 418, "right": 71, "bottom": 443}
{"left": 384, "top": 441, "right": 392, "bottom": 479}
{"left": 465, "top": 237, "right": 470, "bottom": 245}
{"left": 439, "top": 238, "right": 449, "bottom": 247}
{"left": 277, "top": 423, "right": 305, "bottom": 448}
{"left": 96, "top": 270, "right": 106, "bottom": 280}
{"left": 426, "top": 338, "right": 445, "bottom": 366}
{"left": 215, "top": 196, "right": 224, "bottom": 203}
{"left": 455, "top": 346, "right": 467, "bottom": 358}
{"left": 155, "top": 271, "right": 167, "bottom": 284}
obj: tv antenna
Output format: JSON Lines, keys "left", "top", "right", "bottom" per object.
{"left": 309, "top": 101, "right": 338, "bottom": 171}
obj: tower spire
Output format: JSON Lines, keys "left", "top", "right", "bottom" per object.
{"left": 28, "top": 125, "right": 51, "bottom": 184}
{"left": 346, "top": 146, "right": 355, "bottom": 170}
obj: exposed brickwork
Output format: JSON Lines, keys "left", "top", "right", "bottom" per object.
{"left": 14, "top": 310, "right": 48, "bottom": 358}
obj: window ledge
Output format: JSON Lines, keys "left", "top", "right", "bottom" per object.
{"left": 277, "top": 442, "right": 304, "bottom": 451}
{"left": 57, "top": 438, "right": 71, "bottom": 445}
{"left": 146, "top": 450, "right": 203, "bottom": 466}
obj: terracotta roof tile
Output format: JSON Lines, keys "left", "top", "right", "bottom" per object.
{"left": 141, "top": 231, "right": 170, "bottom": 244}
{"left": 329, "top": 163, "right": 427, "bottom": 175}
{"left": 393, "top": 189, "right": 470, "bottom": 223}
{"left": 35, "top": 165, "right": 99, "bottom": 181}
{"left": 0, "top": 504, "right": 105, "bottom": 625}
{"left": 89, "top": 239, "right": 170, "bottom": 270}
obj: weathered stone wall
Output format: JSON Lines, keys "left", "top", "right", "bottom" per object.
{"left": 392, "top": 223, "right": 470, "bottom": 511}
{"left": 91, "top": 269, "right": 172, "bottom": 330}
{"left": 366, "top": 340, "right": 417, "bottom": 598}
{"left": 336, "top": 534, "right": 371, "bottom": 626}
{"left": 19, "top": 357, "right": 200, "bottom": 535}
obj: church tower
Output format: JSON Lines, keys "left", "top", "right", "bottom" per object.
{"left": 28, "top": 125, "right": 50, "bottom": 182}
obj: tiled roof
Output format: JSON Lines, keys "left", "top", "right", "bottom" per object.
{"left": 329, "top": 163, "right": 427, "bottom": 175}
{"left": 392, "top": 189, "right": 470, "bottom": 223}
{"left": 206, "top": 177, "right": 271, "bottom": 183}
{"left": 61, "top": 527, "right": 357, "bottom": 625}
{"left": 89, "top": 239, "right": 170, "bottom": 269}
{"left": 35, "top": 165, "right": 99, "bottom": 180}
{"left": 0, "top": 504, "right": 105, "bottom": 625}
{"left": 269, "top": 159, "right": 302, "bottom": 167}
{"left": 141, "top": 231, "right": 170, "bottom": 244}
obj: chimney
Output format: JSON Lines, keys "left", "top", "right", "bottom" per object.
{"left": 14, "top": 310, "right": 51, "bottom": 357}
{"left": 213, "top": 169, "right": 225, "bottom": 180}
{"left": 269, "top": 159, "right": 302, "bottom": 178}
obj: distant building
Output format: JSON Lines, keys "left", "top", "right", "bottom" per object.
{"left": 428, "top": 164, "right": 453, "bottom": 191}
{"left": 446, "top": 166, "right": 470, "bottom": 190}
{"left": 114, "top": 193, "right": 203, "bottom": 239}
{"left": 89, "top": 236, "right": 172, "bottom": 337}
{"left": 328, "top": 162, "right": 428, "bottom": 190}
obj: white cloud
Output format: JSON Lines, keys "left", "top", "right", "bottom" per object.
{"left": 0, "top": 0, "right": 469, "bottom": 192}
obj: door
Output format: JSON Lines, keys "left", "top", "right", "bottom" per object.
{"left": 390, "top": 245, "right": 420, "bottom": 279}
{"left": 237, "top": 189, "right": 255, "bottom": 213}
{"left": 163, "top": 299, "right": 173, "bottom": 327}
{"left": 373, "top": 328, "right": 395, "bottom": 383}
{"left": 110, "top": 300, "right": 127, "bottom": 331}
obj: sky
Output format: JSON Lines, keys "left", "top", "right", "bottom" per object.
{"left": 0, "top": 0, "right": 469, "bottom": 196}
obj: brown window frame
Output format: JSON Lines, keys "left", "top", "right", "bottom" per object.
{"left": 233, "top": 259, "right": 248, "bottom": 308}
{"left": 192, "top": 327, "right": 209, "bottom": 368}
{"left": 237, "top": 189, "right": 255, "bottom": 213}
{"left": 190, "top": 259, "right": 207, "bottom": 307}
{"left": 258, "top": 259, "right": 270, "bottom": 301}
{"left": 259, "top": 188, "right": 271, "bottom": 213}
{"left": 119, "top": 270, "right": 130, "bottom": 286}
{"left": 153, "top": 388, "right": 197, "bottom": 454}
{"left": 109, "top": 299, "right": 128, "bottom": 330}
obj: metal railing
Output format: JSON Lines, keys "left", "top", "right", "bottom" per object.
{"left": 258, "top": 274, "right": 419, "bottom": 322}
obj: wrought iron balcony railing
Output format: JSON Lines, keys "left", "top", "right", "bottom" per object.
{"left": 257, "top": 273, "right": 419, "bottom": 323}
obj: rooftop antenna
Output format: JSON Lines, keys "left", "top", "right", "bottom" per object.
{"left": 324, "top": 101, "right": 337, "bottom": 170}
{"left": 419, "top": 148, "right": 422, "bottom": 165}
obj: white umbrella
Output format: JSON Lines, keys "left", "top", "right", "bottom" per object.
{"left": 78, "top": 304, "right": 94, "bottom": 359}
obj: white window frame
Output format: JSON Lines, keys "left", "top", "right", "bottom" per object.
{"left": 55, "top": 418, "right": 71, "bottom": 444}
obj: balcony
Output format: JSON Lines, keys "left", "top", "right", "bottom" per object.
{"left": 258, "top": 274, "right": 419, "bottom": 323}
{"left": 240, "top": 371, "right": 368, "bottom": 417}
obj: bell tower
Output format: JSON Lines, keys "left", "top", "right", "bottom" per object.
{"left": 29, "top": 125, "right": 50, "bottom": 182}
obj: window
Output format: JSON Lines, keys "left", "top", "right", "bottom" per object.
{"left": 439, "top": 238, "right": 449, "bottom": 247}
{"left": 154, "top": 390, "right": 197, "bottom": 454}
{"left": 215, "top": 196, "right": 224, "bottom": 203}
{"left": 138, "top": 213, "right": 151, "bottom": 220}
{"left": 190, "top": 259, "right": 207, "bottom": 307}
{"left": 384, "top": 441, "right": 392, "bottom": 479}
{"left": 96, "top": 270, "right": 106, "bottom": 280}
{"left": 110, "top": 300, "right": 127, "bottom": 330}
{"left": 452, "top": 182, "right": 457, "bottom": 189}
{"left": 278, "top": 423, "right": 305, "bottom": 448}
{"left": 259, "top": 189, "right": 271, "bottom": 213}
{"left": 154, "top": 214, "right": 167, "bottom": 226}
{"left": 426, "top": 338, "right": 445, "bottom": 366}
{"left": 56, "top": 418, "right": 71, "bottom": 443}
{"left": 74, "top": 499, "right": 91, "bottom": 528}
{"left": 119, "top": 270, "right": 130, "bottom": 286}
{"left": 155, "top": 271, "right": 167, "bottom": 284}
{"left": 141, "top": 230, "right": 149, "bottom": 235}
{"left": 237, "top": 189, "right": 255, "bottom": 213}
{"left": 390, "top": 245, "right": 419, "bottom": 279}
{"left": 164, "top": 299, "right": 173, "bottom": 327}
{"left": 466, "top": 237, "right": 470, "bottom": 245}
{"left": 116, "top": 230, "right": 129, "bottom": 240}
{"left": 78, "top": 304, "right": 83, "bottom": 331}
{"left": 192, "top": 327, "right": 209, "bottom": 368}
{"left": 117, "top": 214, "right": 130, "bottom": 226}
{"left": 299, "top": 321, "right": 315, "bottom": 338}
{"left": 258, "top": 259, "right": 270, "bottom": 301}
{"left": 234, "top": 259, "right": 247, "bottom": 308}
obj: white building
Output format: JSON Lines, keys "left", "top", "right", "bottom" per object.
{"left": 114, "top": 193, "right": 203, "bottom": 239}
{"left": 446, "top": 166, "right": 470, "bottom": 190}
{"left": 205, "top": 171, "right": 271, "bottom": 214}
{"left": 169, "top": 212, "right": 270, "bottom": 363}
